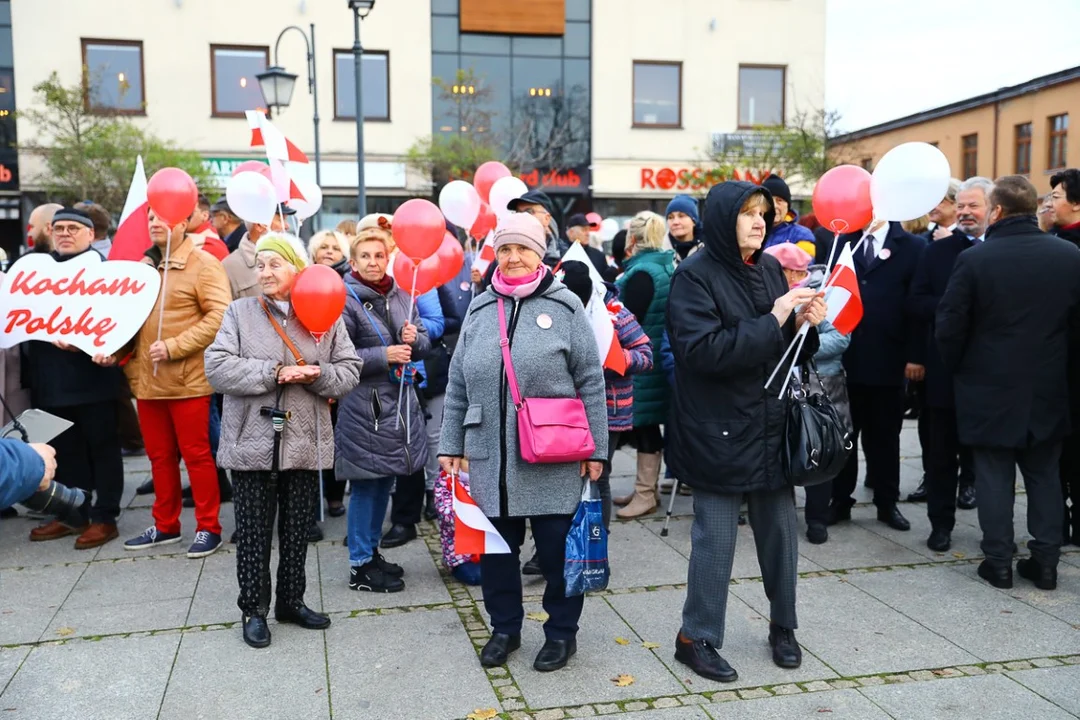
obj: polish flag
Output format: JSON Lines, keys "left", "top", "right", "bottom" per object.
{"left": 557, "top": 243, "right": 626, "bottom": 374}
{"left": 451, "top": 474, "right": 510, "bottom": 555}
{"left": 269, "top": 158, "right": 307, "bottom": 204}
{"left": 823, "top": 243, "right": 863, "bottom": 335}
{"left": 470, "top": 235, "right": 496, "bottom": 276}
{"left": 108, "top": 155, "right": 152, "bottom": 261}
{"left": 246, "top": 111, "right": 309, "bottom": 164}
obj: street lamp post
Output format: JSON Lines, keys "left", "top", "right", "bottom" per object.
{"left": 256, "top": 24, "right": 322, "bottom": 229}
{"left": 348, "top": 0, "right": 375, "bottom": 216}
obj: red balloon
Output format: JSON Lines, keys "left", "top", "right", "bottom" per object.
{"left": 392, "top": 198, "right": 446, "bottom": 262}
{"left": 435, "top": 232, "right": 465, "bottom": 285}
{"left": 231, "top": 160, "right": 272, "bottom": 180}
{"left": 812, "top": 165, "right": 873, "bottom": 234}
{"left": 147, "top": 168, "right": 198, "bottom": 226}
{"left": 473, "top": 161, "right": 511, "bottom": 205}
{"left": 292, "top": 264, "right": 347, "bottom": 339}
{"left": 393, "top": 252, "right": 441, "bottom": 297}
{"left": 469, "top": 201, "right": 497, "bottom": 240}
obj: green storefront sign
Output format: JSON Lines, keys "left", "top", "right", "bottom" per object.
{"left": 202, "top": 157, "right": 267, "bottom": 189}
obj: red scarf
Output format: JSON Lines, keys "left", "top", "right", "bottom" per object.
{"left": 352, "top": 270, "right": 394, "bottom": 296}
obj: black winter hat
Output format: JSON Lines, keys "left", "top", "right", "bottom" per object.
{"left": 558, "top": 260, "right": 592, "bottom": 307}
{"left": 761, "top": 175, "right": 791, "bottom": 204}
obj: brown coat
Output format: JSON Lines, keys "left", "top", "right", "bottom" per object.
{"left": 222, "top": 234, "right": 260, "bottom": 300}
{"left": 123, "top": 236, "right": 231, "bottom": 400}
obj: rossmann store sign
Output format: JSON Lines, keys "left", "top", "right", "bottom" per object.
{"left": 640, "top": 167, "right": 776, "bottom": 191}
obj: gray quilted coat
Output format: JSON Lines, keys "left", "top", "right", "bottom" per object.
{"left": 439, "top": 278, "right": 608, "bottom": 517}
{"left": 205, "top": 297, "right": 362, "bottom": 472}
{"left": 334, "top": 273, "right": 431, "bottom": 481}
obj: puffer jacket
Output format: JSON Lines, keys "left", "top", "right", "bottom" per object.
{"left": 764, "top": 208, "right": 816, "bottom": 249}
{"left": 205, "top": 297, "right": 362, "bottom": 471}
{"left": 123, "top": 235, "right": 231, "bottom": 400}
{"left": 335, "top": 273, "right": 431, "bottom": 480}
{"left": 666, "top": 181, "right": 818, "bottom": 494}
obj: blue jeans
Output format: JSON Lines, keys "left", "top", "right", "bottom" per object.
{"left": 209, "top": 394, "right": 222, "bottom": 458}
{"left": 347, "top": 477, "right": 394, "bottom": 566}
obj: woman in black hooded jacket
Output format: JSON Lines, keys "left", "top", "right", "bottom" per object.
{"left": 667, "top": 181, "right": 825, "bottom": 683}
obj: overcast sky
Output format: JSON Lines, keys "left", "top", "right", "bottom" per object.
{"left": 825, "top": 0, "right": 1080, "bottom": 132}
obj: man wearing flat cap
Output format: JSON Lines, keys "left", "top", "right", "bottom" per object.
{"left": 507, "top": 190, "right": 569, "bottom": 267}
{"left": 23, "top": 207, "right": 126, "bottom": 550}
{"left": 566, "top": 213, "right": 617, "bottom": 282}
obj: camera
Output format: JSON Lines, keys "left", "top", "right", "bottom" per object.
{"left": 21, "top": 481, "right": 90, "bottom": 530}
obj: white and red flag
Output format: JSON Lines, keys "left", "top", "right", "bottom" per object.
{"left": 556, "top": 242, "right": 627, "bottom": 374}
{"left": 245, "top": 111, "right": 309, "bottom": 164}
{"left": 108, "top": 155, "right": 151, "bottom": 261}
{"left": 452, "top": 474, "right": 510, "bottom": 555}
{"left": 822, "top": 242, "right": 863, "bottom": 335}
{"left": 470, "top": 236, "right": 496, "bottom": 276}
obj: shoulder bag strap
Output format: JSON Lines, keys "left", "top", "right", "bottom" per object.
{"left": 259, "top": 297, "right": 306, "bottom": 367}
{"left": 497, "top": 298, "right": 523, "bottom": 410}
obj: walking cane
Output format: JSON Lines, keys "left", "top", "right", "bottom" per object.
{"left": 660, "top": 478, "right": 680, "bottom": 537}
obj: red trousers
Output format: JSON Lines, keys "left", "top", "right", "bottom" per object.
{"left": 137, "top": 397, "right": 221, "bottom": 535}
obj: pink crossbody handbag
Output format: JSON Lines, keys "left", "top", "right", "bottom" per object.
{"left": 498, "top": 298, "right": 596, "bottom": 464}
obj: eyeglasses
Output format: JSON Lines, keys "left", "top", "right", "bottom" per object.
{"left": 52, "top": 224, "right": 88, "bottom": 237}
{"left": 519, "top": 207, "right": 549, "bottom": 217}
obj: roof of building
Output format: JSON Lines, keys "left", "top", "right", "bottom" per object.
{"left": 831, "top": 64, "right": 1080, "bottom": 145}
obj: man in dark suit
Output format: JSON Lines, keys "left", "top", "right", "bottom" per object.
{"left": 937, "top": 175, "right": 1080, "bottom": 591}
{"left": 908, "top": 177, "right": 993, "bottom": 552}
{"left": 828, "top": 220, "right": 927, "bottom": 530}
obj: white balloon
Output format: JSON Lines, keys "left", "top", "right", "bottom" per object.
{"left": 599, "top": 218, "right": 620, "bottom": 242}
{"left": 438, "top": 180, "right": 481, "bottom": 229}
{"left": 287, "top": 175, "right": 323, "bottom": 222}
{"left": 870, "top": 142, "right": 951, "bottom": 222}
{"left": 489, "top": 176, "right": 530, "bottom": 219}
{"left": 226, "top": 171, "right": 277, "bottom": 225}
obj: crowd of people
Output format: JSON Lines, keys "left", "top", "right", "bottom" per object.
{"left": 3, "top": 166, "right": 1080, "bottom": 681}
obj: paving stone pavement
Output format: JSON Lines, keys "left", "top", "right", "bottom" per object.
{"left": 1, "top": 422, "right": 1079, "bottom": 719}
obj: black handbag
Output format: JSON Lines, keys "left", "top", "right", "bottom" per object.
{"left": 783, "top": 361, "right": 853, "bottom": 487}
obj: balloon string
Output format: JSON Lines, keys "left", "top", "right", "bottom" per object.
{"left": 153, "top": 231, "right": 172, "bottom": 377}
{"left": 396, "top": 261, "right": 422, "bottom": 434}
{"left": 314, "top": 337, "right": 325, "bottom": 524}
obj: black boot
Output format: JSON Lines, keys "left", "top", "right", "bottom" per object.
{"left": 423, "top": 490, "right": 437, "bottom": 521}
{"left": 926, "top": 528, "right": 952, "bottom": 552}
{"left": 1016, "top": 557, "right": 1057, "bottom": 590}
{"left": 242, "top": 615, "right": 271, "bottom": 648}
{"left": 768, "top": 624, "right": 802, "bottom": 669}
{"left": 977, "top": 560, "right": 1013, "bottom": 589}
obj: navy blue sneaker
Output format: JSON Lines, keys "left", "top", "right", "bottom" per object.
{"left": 187, "top": 531, "right": 222, "bottom": 558}
{"left": 124, "top": 526, "right": 182, "bottom": 550}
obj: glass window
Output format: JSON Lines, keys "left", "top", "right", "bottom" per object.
{"left": 564, "top": 22, "right": 590, "bottom": 58}
{"left": 633, "top": 61, "right": 681, "bottom": 127}
{"left": 511, "top": 36, "right": 562, "bottom": 57}
{"left": 432, "top": 53, "right": 461, "bottom": 135}
{"left": 462, "top": 54, "right": 511, "bottom": 140}
{"left": 432, "top": 15, "right": 459, "bottom": 53}
{"left": 738, "top": 66, "right": 785, "bottom": 127}
{"left": 82, "top": 40, "right": 144, "bottom": 113}
{"left": 0, "top": 68, "right": 13, "bottom": 113}
{"left": 211, "top": 45, "right": 268, "bottom": 117}
{"left": 566, "top": 0, "right": 590, "bottom": 21}
{"left": 0, "top": 26, "right": 9, "bottom": 66}
{"left": 512, "top": 57, "right": 569, "bottom": 166}
{"left": 334, "top": 51, "right": 390, "bottom": 120}
{"left": 1049, "top": 114, "right": 1069, "bottom": 170}
{"left": 1014, "top": 122, "right": 1032, "bottom": 174}
{"left": 962, "top": 133, "right": 978, "bottom": 179}
{"left": 562, "top": 59, "right": 590, "bottom": 166}
{"left": 431, "top": 0, "right": 458, "bottom": 14}
{"left": 0, "top": 3, "right": 10, "bottom": 26}
{"left": 460, "top": 34, "right": 510, "bottom": 55}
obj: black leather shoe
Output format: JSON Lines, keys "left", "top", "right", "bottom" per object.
{"left": 522, "top": 553, "right": 542, "bottom": 576}
{"left": 242, "top": 615, "right": 271, "bottom": 648}
{"left": 674, "top": 632, "right": 737, "bottom": 682}
{"left": 423, "top": 490, "right": 437, "bottom": 521}
{"left": 768, "top": 624, "right": 802, "bottom": 669}
{"left": 479, "top": 633, "right": 521, "bottom": 667}
{"left": 275, "top": 603, "right": 331, "bottom": 629}
{"left": 906, "top": 480, "right": 928, "bottom": 502}
{"left": 327, "top": 503, "right": 346, "bottom": 518}
{"left": 877, "top": 505, "right": 911, "bottom": 531}
{"left": 534, "top": 638, "right": 576, "bottom": 672}
{"left": 977, "top": 559, "right": 1013, "bottom": 589}
{"left": 806, "top": 524, "right": 828, "bottom": 545}
{"left": 1017, "top": 557, "right": 1057, "bottom": 590}
{"left": 307, "top": 523, "right": 324, "bottom": 543}
{"left": 926, "top": 528, "right": 952, "bottom": 552}
{"left": 135, "top": 477, "right": 155, "bottom": 496}
{"left": 380, "top": 523, "right": 417, "bottom": 549}
{"left": 956, "top": 484, "right": 976, "bottom": 510}
{"left": 827, "top": 503, "right": 852, "bottom": 526}
{"left": 373, "top": 551, "right": 405, "bottom": 578}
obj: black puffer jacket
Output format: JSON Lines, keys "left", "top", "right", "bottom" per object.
{"left": 666, "top": 182, "right": 817, "bottom": 494}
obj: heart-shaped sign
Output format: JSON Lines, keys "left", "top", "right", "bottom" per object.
{"left": 0, "top": 252, "right": 161, "bottom": 357}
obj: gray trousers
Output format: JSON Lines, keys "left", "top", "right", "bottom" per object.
{"left": 972, "top": 441, "right": 1063, "bottom": 568}
{"left": 681, "top": 488, "right": 799, "bottom": 647}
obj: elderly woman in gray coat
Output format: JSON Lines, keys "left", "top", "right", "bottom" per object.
{"left": 206, "top": 234, "right": 362, "bottom": 650}
{"left": 438, "top": 212, "right": 607, "bottom": 673}
{"left": 336, "top": 224, "right": 429, "bottom": 594}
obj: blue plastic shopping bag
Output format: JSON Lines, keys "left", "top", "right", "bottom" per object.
{"left": 564, "top": 482, "right": 610, "bottom": 597}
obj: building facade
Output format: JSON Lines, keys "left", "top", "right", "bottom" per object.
{"left": 831, "top": 66, "right": 1079, "bottom": 194}
{"left": 11, "top": 0, "right": 824, "bottom": 235}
